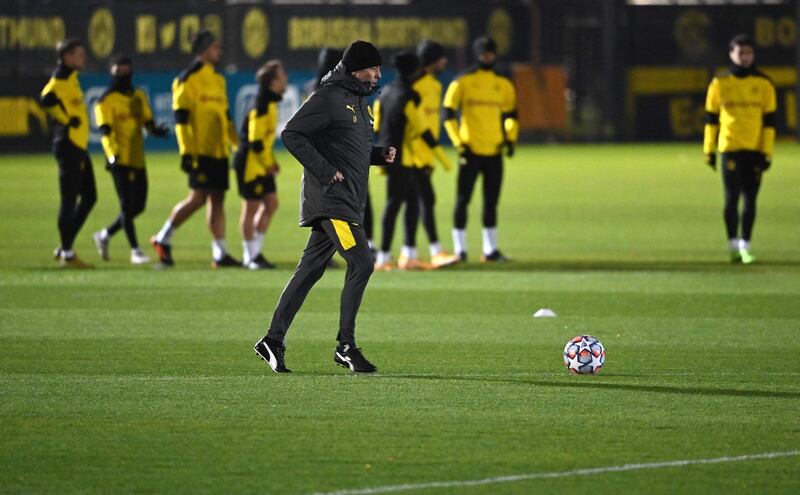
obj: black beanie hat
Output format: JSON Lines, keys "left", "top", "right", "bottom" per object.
{"left": 417, "top": 39, "right": 446, "bottom": 67}
{"left": 342, "top": 40, "right": 382, "bottom": 72}
{"left": 472, "top": 36, "right": 498, "bottom": 57}
{"left": 191, "top": 30, "right": 216, "bottom": 56}
{"left": 393, "top": 51, "right": 420, "bottom": 79}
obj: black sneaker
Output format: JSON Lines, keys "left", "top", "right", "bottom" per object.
{"left": 254, "top": 337, "right": 291, "bottom": 373}
{"left": 245, "top": 253, "right": 276, "bottom": 270}
{"left": 334, "top": 343, "right": 377, "bottom": 373}
{"left": 458, "top": 251, "right": 467, "bottom": 262}
{"left": 150, "top": 236, "right": 174, "bottom": 266}
{"left": 480, "top": 250, "right": 509, "bottom": 263}
{"left": 212, "top": 254, "right": 241, "bottom": 269}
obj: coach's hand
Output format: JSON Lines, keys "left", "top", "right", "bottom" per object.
{"left": 504, "top": 141, "right": 515, "bottom": 158}
{"left": 68, "top": 116, "right": 81, "bottom": 128}
{"left": 384, "top": 146, "right": 397, "bottom": 164}
{"left": 757, "top": 153, "right": 771, "bottom": 172}
{"left": 705, "top": 153, "right": 716, "bottom": 171}
{"left": 180, "top": 155, "right": 195, "bottom": 173}
{"left": 331, "top": 171, "right": 345, "bottom": 183}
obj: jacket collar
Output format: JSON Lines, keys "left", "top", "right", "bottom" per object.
{"left": 321, "top": 62, "right": 377, "bottom": 96}
{"left": 730, "top": 64, "right": 756, "bottom": 78}
{"left": 54, "top": 64, "right": 75, "bottom": 79}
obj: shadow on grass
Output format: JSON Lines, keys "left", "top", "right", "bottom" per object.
{"left": 380, "top": 374, "right": 800, "bottom": 399}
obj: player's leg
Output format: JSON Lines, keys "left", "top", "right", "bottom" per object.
{"left": 94, "top": 166, "right": 126, "bottom": 261}
{"left": 419, "top": 166, "right": 459, "bottom": 267}
{"left": 399, "top": 168, "right": 425, "bottom": 270}
{"left": 376, "top": 167, "right": 404, "bottom": 269}
{"left": 128, "top": 169, "right": 149, "bottom": 264}
{"left": 208, "top": 189, "right": 237, "bottom": 267}
{"left": 480, "top": 155, "right": 507, "bottom": 262}
{"left": 452, "top": 152, "right": 481, "bottom": 261}
{"left": 239, "top": 198, "right": 260, "bottom": 266}
{"left": 738, "top": 152, "right": 763, "bottom": 264}
{"left": 55, "top": 147, "right": 82, "bottom": 263}
{"left": 250, "top": 175, "right": 278, "bottom": 269}
{"left": 319, "top": 219, "right": 377, "bottom": 373}
{"left": 721, "top": 152, "right": 743, "bottom": 262}
{"left": 257, "top": 223, "right": 335, "bottom": 372}
{"left": 151, "top": 188, "right": 207, "bottom": 266}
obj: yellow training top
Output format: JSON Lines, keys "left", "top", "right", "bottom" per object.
{"left": 39, "top": 67, "right": 89, "bottom": 150}
{"left": 94, "top": 88, "right": 154, "bottom": 168}
{"left": 703, "top": 67, "right": 776, "bottom": 158}
{"left": 172, "top": 61, "right": 238, "bottom": 159}
{"left": 412, "top": 73, "right": 443, "bottom": 167}
{"left": 241, "top": 94, "right": 280, "bottom": 182}
{"left": 443, "top": 67, "right": 518, "bottom": 157}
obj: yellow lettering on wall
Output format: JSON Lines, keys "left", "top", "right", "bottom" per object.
{"left": 776, "top": 17, "right": 796, "bottom": 47}
{"left": 755, "top": 16, "right": 797, "bottom": 48}
{"left": 136, "top": 15, "right": 156, "bottom": 53}
{"left": 287, "top": 16, "right": 466, "bottom": 50}
{"left": 0, "top": 16, "right": 65, "bottom": 50}
{"left": 160, "top": 21, "right": 176, "bottom": 50}
{"left": 203, "top": 14, "right": 222, "bottom": 40}
{"left": 179, "top": 15, "right": 200, "bottom": 54}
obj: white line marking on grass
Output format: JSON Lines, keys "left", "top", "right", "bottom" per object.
{"left": 309, "top": 450, "right": 800, "bottom": 495}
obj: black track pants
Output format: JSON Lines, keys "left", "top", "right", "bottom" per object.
{"left": 105, "top": 167, "right": 148, "bottom": 249}
{"left": 453, "top": 152, "right": 503, "bottom": 230}
{"left": 721, "top": 151, "right": 763, "bottom": 241}
{"left": 55, "top": 142, "right": 97, "bottom": 251}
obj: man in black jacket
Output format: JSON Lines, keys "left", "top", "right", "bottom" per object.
{"left": 254, "top": 40, "right": 395, "bottom": 374}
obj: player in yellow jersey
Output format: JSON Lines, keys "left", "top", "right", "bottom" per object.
{"left": 92, "top": 55, "right": 169, "bottom": 265}
{"left": 412, "top": 39, "right": 460, "bottom": 268}
{"left": 443, "top": 36, "right": 518, "bottom": 263}
{"left": 233, "top": 60, "right": 288, "bottom": 269}
{"left": 39, "top": 39, "right": 95, "bottom": 268}
{"left": 703, "top": 34, "right": 776, "bottom": 264}
{"left": 373, "top": 52, "right": 452, "bottom": 271}
{"left": 151, "top": 31, "right": 239, "bottom": 268}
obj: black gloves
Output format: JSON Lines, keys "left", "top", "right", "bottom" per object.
{"left": 705, "top": 153, "right": 716, "bottom": 171}
{"left": 757, "top": 153, "right": 771, "bottom": 172}
{"left": 504, "top": 141, "right": 515, "bottom": 158}
{"left": 68, "top": 116, "right": 81, "bottom": 128}
{"left": 180, "top": 155, "right": 194, "bottom": 173}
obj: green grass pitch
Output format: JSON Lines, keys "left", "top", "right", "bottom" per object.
{"left": 1, "top": 143, "right": 799, "bottom": 494}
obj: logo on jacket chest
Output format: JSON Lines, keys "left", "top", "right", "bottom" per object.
{"left": 346, "top": 104, "right": 358, "bottom": 123}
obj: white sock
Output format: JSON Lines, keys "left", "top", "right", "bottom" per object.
{"left": 429, "top": 242, "right": 443, "bottom": 257}
{"left": 376, "top": 251, "right": 391, "bottom": 265}
{"left": 248, "top": 238, "right": 260, "bottom": 259}
{"left": 738, "top": 239, "right": 750, "bottom": 251}
{"left": 212, "top": 238, "right": 227, "bottom": 260}
{"left": 62, "top": 249, "right": 75, "bottom": 259}
{"left": 156, "top": 221, "right": 175, "bottom": 244}
{"left": 242, "top": 240, "right": 252, "bottom": 264}
{"left": 401, "top": 246, "right": 417, "bottom": 260}
{"left": 368, "top": 239, "right": 375, "bottom": 251}
{"left": 452, "top": 229, "right": 467, "bottom": 255}
{"left": 131, "top": 247, "right": 144, "bottom": 256}
{"left": 100, "top": 228, "right": 110, "bottom": 240}
{"left": 729, "top": 238, "right": 739, "bottom": 251}
{"left": 254, "top": 231, "right": 266, "bottom": 255}
{"left": 482, "top": 227, "right": 498, "bottom": 256}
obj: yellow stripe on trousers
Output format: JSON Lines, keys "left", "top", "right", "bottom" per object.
{"left": 331, "top": 219, "right": 356, "bottom": 251}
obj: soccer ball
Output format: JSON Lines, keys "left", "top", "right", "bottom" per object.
{"left": 563, "top": 335, "right": 606, "bottom": 374}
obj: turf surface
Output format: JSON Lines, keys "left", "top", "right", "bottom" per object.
{"left": 1, "top": 144, "right": 799, "bottom": 494}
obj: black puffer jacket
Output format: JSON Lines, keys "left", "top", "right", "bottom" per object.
{"left": 282, "top": 62, "right": 386, "bottom": 227}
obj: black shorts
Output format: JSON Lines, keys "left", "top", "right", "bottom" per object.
{"left": 237, "top": 172, "right": 276, "bottom": 200}
{"left": 189, "top": 156, "right": 229, "bottom": 191}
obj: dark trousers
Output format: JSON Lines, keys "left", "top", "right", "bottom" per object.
{"left": 413, "top": 166, "right": 438, "bottom": 244}
{"left": 55, "top": 142, "right": 97, "bottom": 251}
{"left": 380, "top": 166, "right": 418, "bottom": 251}
{"left": 364, "top": 192, "right": 374, "bottom": 241}
{"left": 106, "top": 167, "right": 148, "bottom": 249}
{"left": 454, "top": 152, "right": 503, "bottom": 230}
{"left": 267, "top": 219, "right": 374, "bottom": 346}
{"left": 721, "top": 151, "right": 763, "bottom": 241}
